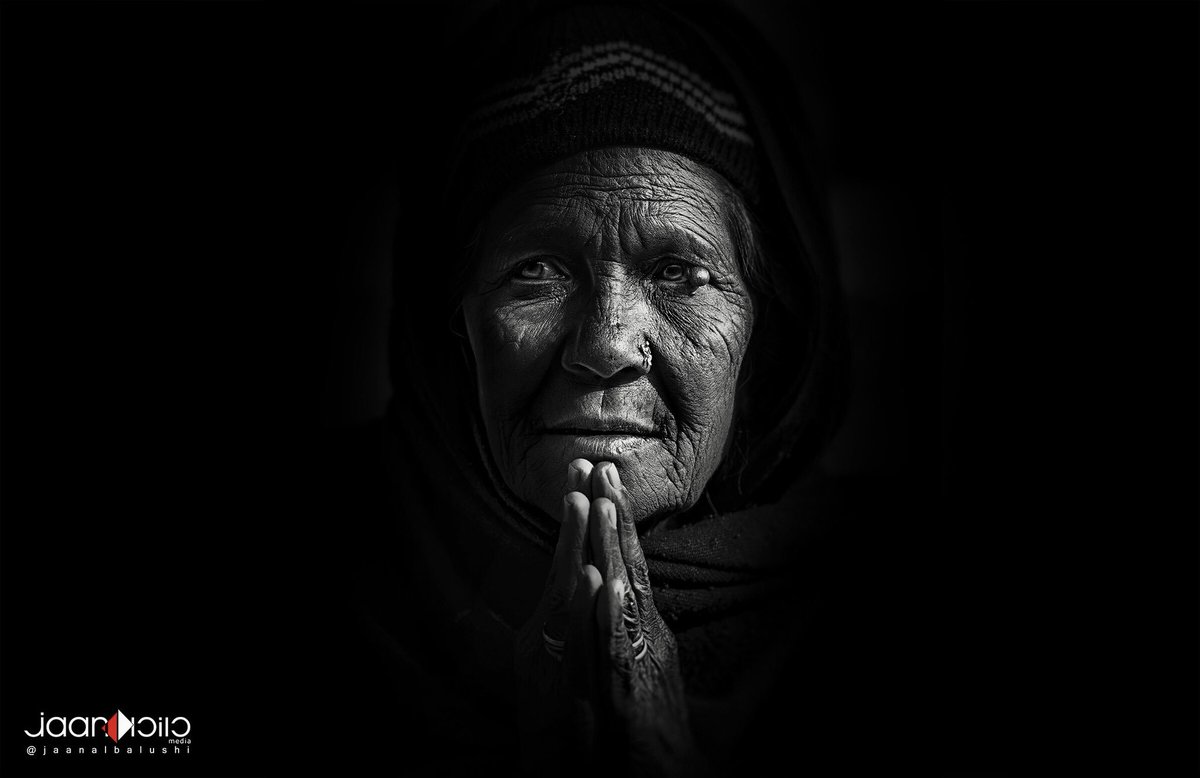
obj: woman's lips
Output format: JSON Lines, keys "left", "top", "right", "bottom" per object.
{"left": 538, "top": 414, "right": 660, "bottom": 437}
{"left": 543, "top": 426, "right": 656, "bottom": 437}
{"left": 534, "top": 415, "right": 661, "bottom": 460}
{"left": 540, "top": 431, "right": 654, "bottom": 460}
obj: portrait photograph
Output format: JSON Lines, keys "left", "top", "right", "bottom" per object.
{"left": 1, "top": 2, "right": 1196, "bottom": 777}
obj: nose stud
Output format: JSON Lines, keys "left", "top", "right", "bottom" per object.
{"left": 640, "top": 336, "right": 653, "bottom": 372}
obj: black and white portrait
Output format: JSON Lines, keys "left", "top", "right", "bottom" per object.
{"left": 2, "top": 2, "right": 1196, "bottom": 777}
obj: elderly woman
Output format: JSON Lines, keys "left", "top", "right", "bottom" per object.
{"left": 339, "top": 2, "right": 856, "bottom": 775}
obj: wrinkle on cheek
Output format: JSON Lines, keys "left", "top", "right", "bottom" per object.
{"left": 476, "top": 298, "right": 571, "bottom": 499}
{"left": 708, "top": 319, "right": 752, "bottom": 379}
{"left": 645, "top": 292, "right": 751, "bottom": 506}
{"left": 485, "top": 297, "right": 566, "bottom": 355}
{"left": 656, "top": 300, "right": 752, "bottom": 375}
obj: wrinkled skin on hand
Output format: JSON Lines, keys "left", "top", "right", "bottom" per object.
{"left": 514, "top": 459, "right": 695, "bottom": 777}
{"left": 461, "top": 147, "right": 756, "bottom": 525}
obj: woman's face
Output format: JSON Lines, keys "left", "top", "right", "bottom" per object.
{"left": 462, "top": 147, "right": 755, "bottom": 524}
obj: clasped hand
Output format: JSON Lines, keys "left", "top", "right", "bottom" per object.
{"left": 515, "top": 458, "right": 694, "bottom": 776}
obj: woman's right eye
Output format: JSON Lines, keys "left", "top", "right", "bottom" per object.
{"left": 512, "top": 259, "right": 566, "bottom": 281}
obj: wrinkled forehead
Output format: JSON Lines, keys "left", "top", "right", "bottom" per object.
{"left": 480, "top": 147, "right": 738, "bottom": 260}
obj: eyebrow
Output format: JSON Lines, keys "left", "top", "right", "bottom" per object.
{"left": 485, "top": 204, "right": 736, "bottom": 267}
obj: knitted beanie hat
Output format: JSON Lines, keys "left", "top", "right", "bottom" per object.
{"left": 447, "top": 2, "right": 760, "bottom": 228}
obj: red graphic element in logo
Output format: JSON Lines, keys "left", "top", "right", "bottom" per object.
{"left": 100, "top": 710, "right": 133, "bottom": 743}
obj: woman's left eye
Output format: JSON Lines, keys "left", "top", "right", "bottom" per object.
{"left": 656, "top": 261, "right": 688, "bottom": 283}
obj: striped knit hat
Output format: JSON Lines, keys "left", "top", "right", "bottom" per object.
{"left": 448, "top": 2, "right": 759, "bottom": 226}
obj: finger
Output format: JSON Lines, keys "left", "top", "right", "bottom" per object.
{"left": 544, "top": 491, "right": 590, "bottom": 640}
{"left": 590, "top": 460, "right": 625, "bottom": 519}
{"left": 566, "top": 458, "right": 594, "bottom": 498}
{"left": 618, "top": 516, "right": 653, "bottom": 624}
{"left": 553, "top": 492, "right": 590, "bottom": 589}
{"left": 597, "top": 577, "right": 635, "bottom": 704}
{"left": 588, "top": 497, "right": 627, "bottom": 588}
{"left": 593, "top": 463, "right": 652, "bottom": 620}
{"left": 565, "top": 564, "right": 602, "bottom": 699}
{"left": 566, "top": 459, "right": 594, "bottom": 569}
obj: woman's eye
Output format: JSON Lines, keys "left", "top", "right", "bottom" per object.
{"left": 657, "top": 261, "right": 688, "bottom": 283}
{"left": 512, "top": 259, "right": 565, "bottom": 281}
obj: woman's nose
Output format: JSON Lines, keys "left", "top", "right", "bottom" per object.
{"left": 561, "top": 279, "right": 652, "bottom": 383}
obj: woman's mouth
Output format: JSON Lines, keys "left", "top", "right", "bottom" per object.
{"left": 534, "top": 415, "right": 661, "bottom": 460}
{"left": 541, "top": 431, "right": 655, "bottom": 460}
{"left": 543, "top": 426, "right": 657, "bottom": 437}
{"left": 538, "top": 414, "right": 661, "bottom": 438}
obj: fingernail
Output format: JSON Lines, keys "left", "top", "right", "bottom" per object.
{"left": 604, "top": 466, "right": 622, "bottom": 490}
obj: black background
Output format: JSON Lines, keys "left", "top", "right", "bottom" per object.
{"left": 2, "top": 2, "right": 1196, "bottom": 776}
